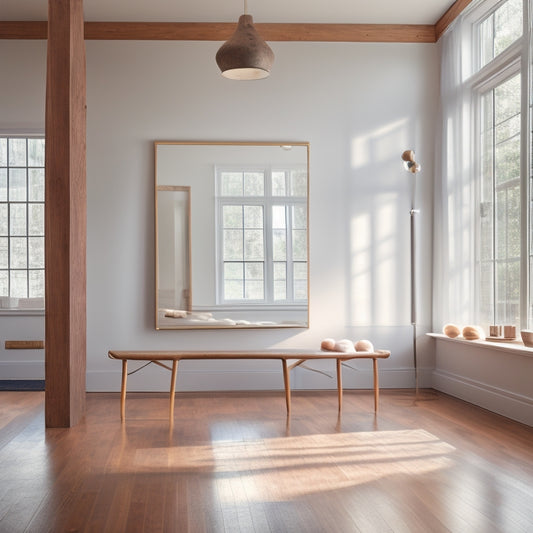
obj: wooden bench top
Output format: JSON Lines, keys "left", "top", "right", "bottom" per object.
{"left": 108, "top": 349, "right": 391, "bottom": 361}
{"left": 108, "top": 348, "right": 391, "bottom": 420}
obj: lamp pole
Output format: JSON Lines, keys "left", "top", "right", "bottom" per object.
{"left": 402, "top": 150, "right": 421, "bottom": 396}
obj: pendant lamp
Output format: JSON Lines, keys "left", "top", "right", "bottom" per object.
{"left": 216, "top": 0, "right": 274, "bottom": 80}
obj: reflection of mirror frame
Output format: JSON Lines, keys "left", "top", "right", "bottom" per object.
{"left": 154, "top": 141, "right": 310, "bottom": 330}
{"left": 155, "top": 185, "right": 192, "bottom": 328}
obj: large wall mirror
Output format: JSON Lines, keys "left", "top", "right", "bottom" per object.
{"left": 155, "top": 141, "right": 309, "bottom": 329}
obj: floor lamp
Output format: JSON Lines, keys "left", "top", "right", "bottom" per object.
{"left": 402, "top": 150, "right": 421, "bottom": 396}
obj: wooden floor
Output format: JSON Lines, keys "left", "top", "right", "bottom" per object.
{"left": 0, "top": 389, "right": 532, "bottom": 533}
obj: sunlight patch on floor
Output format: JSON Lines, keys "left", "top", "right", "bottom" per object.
{"left": 127, "top": 429, "right": 456, "bottom": 501}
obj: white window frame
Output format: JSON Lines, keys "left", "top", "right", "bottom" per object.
{"left": 0, "top": 134, "right": 45, "bottom": 312}
{"left": 215, "top": 164, "right": 308, "bottom": 307}
{"left": 467, "top": 0, "right": 530, "bottom": 329}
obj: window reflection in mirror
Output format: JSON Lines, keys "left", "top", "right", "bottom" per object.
{"left": 155, "top": 142, "right": 309, "bottom": 330}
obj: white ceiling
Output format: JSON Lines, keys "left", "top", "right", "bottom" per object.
{"left": 2, "top": 0, "right": 457, "bottom": 25}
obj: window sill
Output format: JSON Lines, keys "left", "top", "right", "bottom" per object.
{"left": 0, "top": 309, "right": 45, "bottom": 317}
{"left": 427, "top": 333, "right": 533, "bottom": 359}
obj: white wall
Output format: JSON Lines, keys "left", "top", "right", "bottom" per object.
{"left": 0, "top": 41, "right": 46, "bottom": 381}
{"left": 432, "top": 337, "right": 533, "bottom": 426}
{"left": 0, "top": 39, "right": 439, "bottom": 392}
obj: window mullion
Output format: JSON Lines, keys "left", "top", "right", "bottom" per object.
{"left": 492, "top": 88, "right": 497, "bottom": 326}
{"left": 25, "top": 138, "right": 29, "bottom": 298}
{"left": 264, "top": 198, "right": 273, "bottom": 304}
{"left": 285, "top": 205, "right": 294, "bottom": 303}
{"left": 520, "top": 0, "right": 531, "bottom": 328}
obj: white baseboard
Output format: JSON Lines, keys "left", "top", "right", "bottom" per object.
{"left": 0, "top": 360, "right": 44, "bottom": 379}
{"left": 432, "top": 369, "right": 533, "bottom": 427}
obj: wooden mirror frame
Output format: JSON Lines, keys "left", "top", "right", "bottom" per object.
{"left": 155, "top": 141, "right": 310, "bottom": 330}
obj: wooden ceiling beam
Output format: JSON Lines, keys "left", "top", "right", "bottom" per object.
{"left": 83, "top": 22, "right": 436, "bottom": 43}
{"left": 1, "top": 20, "right": 437, "bottom": 43}
{"left": 435, "top": 0, "right": 475, "bottom": 40}
{"left": 0, "top": 21, "right": 47, "bottom": 39}
{"left": 0, "top": 0, "right": 477, "bottom": 43}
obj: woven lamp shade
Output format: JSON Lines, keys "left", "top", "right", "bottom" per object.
{"left": 216, "top": 14, "right": 274, "bottom": 80}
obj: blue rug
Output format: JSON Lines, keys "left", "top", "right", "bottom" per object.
{"left": 0, "top": 380, "right": 45, "bottom": 391}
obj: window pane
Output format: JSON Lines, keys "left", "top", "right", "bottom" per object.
{"left": 244, "top": 229, "right": 264, "bottom": 260}
{"left": 496, "top": 260, "right": 520, "bottom": 324}
{"left": 28, "top": 237, "right": 44, "bottom": 268}
{"left": 8, "top": 138, "right": 26, "bottom": 167}
{"left": 274, "top": 281, "right": 286, "bottom": 300}
{"left": 294, "top": 281, "right": 307, "bottom": 300}
{"left": 272, "top": 171, "right": 286, "bottom": 196}
{"left": 8, "top": 169, "right": 26, "bottom": 201}
{"left": 245, "top": 263, "right": 264, "bottom": 299}
{"left": 495, "top": 136, "right": 520, "bottom": 185}
{"left": 10, "top": 238, "right": 27, "bottom": 268}
{"left": 479, "top": 0, "right": 522, "bottom": 68}
{"left": 0, "top": 270, "right": 7, "bottom": 296}
{"left": 223, "top": 205, "right": 243, "bottom": 229}
{"left": 0, "top": 205, "right": 7, "bottom": 236}
{"left": 292, "top": 205, "right": 307, "bottom": 229}
{"left": 10, "top": 270, "right": 27, "bottom": 298}
{"left": 224, "top": 262, "right": 243, "bottom": 280}
{"left": 290, "top": 169, "right": 307, "bottom": 197}
{"left": 10, "top": 204, "right": 27, "bottom": 236}
{"left": 0, "top": 138, "right": 7, "bottom": 166}
{"left": 479, "top": 261, "right": 494, "bottom": 326}
{"left": 274, "top": 262, "right": 286, "bottom": 300}
{"left": 245, "top": 280, "right": 263, "bottom": 300}
{"left": 224, "top": 279, "right": 243, "bottom": 299}
{"left": 245, "top": 262, "right": 263, "bottom": 280}
{"left": 29, "top": 269, "right": 45, "bottom": 298}
{"left": 0, "top": 238, "right": 7, "bottom": 268}
{"left": 293, "top": 262, "right": 308, "bottom": 300}
{"left": 223, "top": 263, "right": 244, "bottom": 300}
{"left": 28, "top": 138, "right": 45, "bottom": 167}
{"left": 223, "top": 229, "right": 243, "bottom": 260}
{"left": 292, "top": 229, "right": 307, "bottom": 261}
{"left": 495, "top": 74, "right": 520, "bottom": 125}
{"left": 272, "top": 228, "right": 286, "bottom": 261}
{"left": 244, "top": 172, "right": 264, "bottom": 196}
{"left": 272, "top": 205, "right": 286, "bottom": 229}
{"left": 494, "top": 0, "right": 522, "bottom": 56}
{"left": 0, "top": 168, "right": 6, "bottom": 201}
{"left": 28, "top": 204, "right": 44, "bottom": 236}
{"left": 244, "top": 205, "right": 263, "bottom": 229}
{"left": 28, "top": 169, "right": 45, "bottom": 201}
{"left": 221, "top": 172, "right": 243, "bottom": 196}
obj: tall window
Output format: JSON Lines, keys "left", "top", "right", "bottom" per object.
{"left": 0, "top": 136, "right": 45, "bottom": 305}
{"left": 216, "top": 166, "right": 307, "bottom": 305}
{"left": 478, "top": 73, "right": 521, "bottom": 326}
{"left": 473, "top": 0, "right": 525, "bottom": 329}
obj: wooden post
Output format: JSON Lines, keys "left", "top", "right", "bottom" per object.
{"left": 45, "top": 0, "right": 87, "bottom": 428}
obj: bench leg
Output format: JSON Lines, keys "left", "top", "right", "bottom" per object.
{"left": 282, "top": 360, "right": 291, "bottom": 415}
{"left": 120, "top": 359, "right": 128, "bottom": 421}
{"left": 169, "top": 360, "right": 178, "bottom": 421}
{"left": 373, "top": 358, "right": 379, "bottom": 412}
{"left": 336, "top": 359, "right": 343, "bottom": 412}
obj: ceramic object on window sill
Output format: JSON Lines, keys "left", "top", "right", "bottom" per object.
{"left": 520, "top": 330, "right": 533, "bottom": 347}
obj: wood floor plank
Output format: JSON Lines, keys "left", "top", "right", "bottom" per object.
{"left": 0, "top": 389, "right": 532, "bottom": 532}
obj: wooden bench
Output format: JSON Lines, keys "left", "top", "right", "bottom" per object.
{"left": 108, "top": 349, "right": 391, "bottom": 420}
